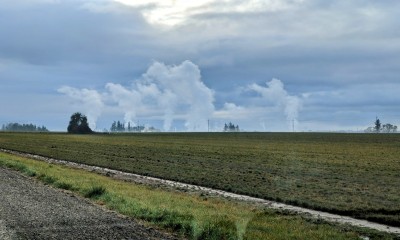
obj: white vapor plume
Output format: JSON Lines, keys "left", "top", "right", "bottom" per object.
{"left": 249, "top": 78, "right": 302, "bottom": 130}
{"left": 142, "top": 60, "right": 215, "bottom": 131}
{"left": 57, "top": 86, "right": 104, "bottom": 130}
{"left": 58, "top": 60, "right": 215, "bottom": 132}
{"left": 105, "top": 82, "right": 141, "bottom": 126}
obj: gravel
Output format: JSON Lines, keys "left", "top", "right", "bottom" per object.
{"left": 0, "top": 167, "right": 178, "bottom": 240}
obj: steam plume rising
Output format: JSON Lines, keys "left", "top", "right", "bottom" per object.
{"left": 105, "top": 83, "right": 141, "bottom": 126}
{"left": 142, "top": 60, "right": 215, "bottom": 131}
{"left": 59, "top": 60, "right": 215, "bottom": 131}
{"left": 249, "top": 78, "right": 302, "bottom": 130}
{"left": 57, "top": 86, "right": 104, "bottom": 130}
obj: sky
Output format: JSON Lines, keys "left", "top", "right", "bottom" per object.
{"left": 1, "top": 0, "right": 399, "bottom": 132}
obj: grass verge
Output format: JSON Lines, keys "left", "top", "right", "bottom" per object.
{"left": 0, "top": 152, "right": 397, "bottom": 240}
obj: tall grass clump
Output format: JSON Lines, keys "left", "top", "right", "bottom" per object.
{"left": 38, "top": 173, "right": 57, "bottom": 185}
{"left": 197, "top": 218, "right": 238, "bottom": 240}
{"left": 83, "top": 185, "right": 107, "bottom": 199}
{"left": 54, "top": 181, "right": 74, "bottom": 190}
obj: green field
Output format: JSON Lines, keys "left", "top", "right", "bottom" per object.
{"left": 0, "top": 132, "right": 399, "bottom": 226}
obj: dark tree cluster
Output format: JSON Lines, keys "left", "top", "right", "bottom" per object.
{"left": 1, "top": 123, "right": 48, "bottom": 132}
{"left": 224, "top": 122, "right": 239, "bottom": 132}
{"left": 382, "top": 123, "right": 398, "bottom": 133}
{"left": 365, "top": 117, "right": 397, "bottom": 133}
{"left": 67, "top": 112, "right": 93, "bottom": 134}
{"left": 110, "top": 121, "right": 145, "bottom": 132}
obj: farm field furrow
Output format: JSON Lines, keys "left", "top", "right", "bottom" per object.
{"left": 0, "top": 132, "right": 399, "bottom": 226}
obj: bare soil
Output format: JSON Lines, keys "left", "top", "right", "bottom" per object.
{"left": 1, "top": 148, "right": 400, "bottom": 236}
{"left": 0, "top": 166, "right": 178, "bottom": 240}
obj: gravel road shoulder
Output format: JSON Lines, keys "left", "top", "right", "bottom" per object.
{"left": 0, "top": 167, "right": 177, "bottom": 240}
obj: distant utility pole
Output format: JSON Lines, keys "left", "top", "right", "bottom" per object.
{"left": 292, "top": 119, "right": 295, "bottom": 133}
{"left": 208, "top": 119, "right": 210, "bottom": 132}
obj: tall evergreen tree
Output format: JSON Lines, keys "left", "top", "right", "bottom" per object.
{"left": 110, "top": 121, "right": 117, "bottom": 132}
{"left": 374, "top": 117, "right": 381, "bottom": 133}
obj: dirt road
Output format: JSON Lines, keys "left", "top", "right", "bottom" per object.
{"left": 0, "top": 167, "right": 176, "bottom": 240}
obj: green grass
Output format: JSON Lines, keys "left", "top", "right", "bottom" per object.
{"left": 83, "top": 185, "right": 107, "bottom": 198}
{"left": 0, "top": 132, "right": 399, "bottom": 226}
{"left": 1, "top": 151, "right": 393, "bottom": 240}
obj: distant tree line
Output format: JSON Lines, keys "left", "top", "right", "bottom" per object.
{"left": 110, "top": 120, "right": 145, "bottom": 132}
{"left": 365, "top": 117, "right": 397, "bottom": 133}
{"left": 1, "top": 123, "right": 48, "bottom": 132}
{"left": 224, "top": 122, "right": 240, "bottom": 132}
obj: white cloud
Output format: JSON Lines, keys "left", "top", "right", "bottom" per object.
{"left": 214, "top": 102, "right": 248, "bottom": 119}
{"left": 113, "top": 0, "right": 214, "bottom": 26}
{"left": 113, "top": 0, "right": 305, "bottom": 26}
